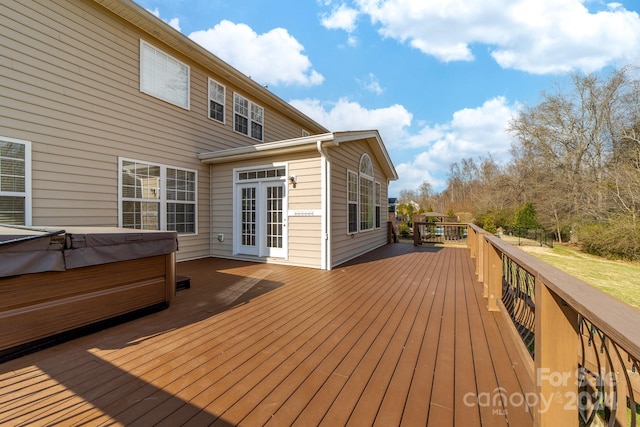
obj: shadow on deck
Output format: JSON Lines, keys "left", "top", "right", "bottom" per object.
{"left": 0, "top": 243, "right": 532, "bottom": 426}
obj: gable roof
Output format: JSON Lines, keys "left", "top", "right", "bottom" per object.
{"left": 93, "top": 0, "right": 329, "bottom": 135}
{"left": 198, "top": 130, "right": 398, "bottom": 180}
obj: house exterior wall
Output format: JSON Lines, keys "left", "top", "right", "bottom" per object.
{"left": 1, "top": 0, "right": 324, "bottom": 261}
{"left": 209, "top": 152, "right": 324, "bottom": 268}
{"left": 329, "top": 140, "right": 389, "bottom": 268}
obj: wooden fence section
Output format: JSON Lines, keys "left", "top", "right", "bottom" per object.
{"left": 468, "top": 224, "right": 640, "bottom": 427}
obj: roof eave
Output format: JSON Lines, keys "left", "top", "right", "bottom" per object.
{"left": 198, "top": 133, "right": 334, "bottom": 164}
{"left": 199, "top": 131, "right": 398, "bottom": 181}
{"left": 92, "top": 0, "right": 329, "bottom": 134}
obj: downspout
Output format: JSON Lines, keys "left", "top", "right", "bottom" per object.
{"left": 317, "top": 140, "right": 331, "bottom": 270}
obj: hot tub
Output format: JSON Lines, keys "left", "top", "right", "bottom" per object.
{"left": 0, "top": 226, "right": 178, "bottom": 361}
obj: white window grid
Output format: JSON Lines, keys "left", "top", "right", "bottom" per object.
{"left": 119, "top": 158, "right": 197, "bottom": 235}
{"left": 234, "top": 93, "right": 264, "bottom": 141}
{"left": 0, "top": 137, "right": 31, "bottom": 226}
{"left": 208, "top": 78, "right": 226, "bottom": 122}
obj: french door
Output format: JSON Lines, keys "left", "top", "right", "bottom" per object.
{"left": 236, "top": 181, "right": 287, "bottom": 258}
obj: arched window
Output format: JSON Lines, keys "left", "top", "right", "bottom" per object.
{"left": 359, "top": 154, "right": 374, "bottom": 231}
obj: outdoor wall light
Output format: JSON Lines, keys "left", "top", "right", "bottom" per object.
{"left": 289, "top": 175, "right": 297, "bottom": 187}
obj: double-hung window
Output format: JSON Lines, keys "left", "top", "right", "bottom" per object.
{"left": 359, "top": 155, "right": 374, "bottom": 231}
{"left": 120, "top": 158, "right": 196, "bottom": 234}
{"left": 234, "top": 93, "right": 264, "bottom": 141}
{"left": 375, "top": 181, "right": 382, "bottom": 229}
{"left": 140, "top": 40, "right": 190, "bottom": 109}
{"left": 208, "top": 78, "right": 225, "bottom": 122}
{"left": 0, "top": 137, "right": 31, "bottom": 225}
{"left": 347, "top": 170, "right": 358, "bottom": 234}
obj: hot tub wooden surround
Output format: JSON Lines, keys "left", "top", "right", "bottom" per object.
{"left": 0, "top": 226, "right": 177, "bottom": 361}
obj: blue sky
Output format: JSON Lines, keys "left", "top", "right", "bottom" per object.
{"left": 135, "top": 0, "right": 640, "bottom": 196}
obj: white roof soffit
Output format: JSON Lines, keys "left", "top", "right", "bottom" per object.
{"left": 199, "top": 130, "right": 398, "bottom": 180}
{"left": 93, "top": 0, "right": 329, "bottom": 134}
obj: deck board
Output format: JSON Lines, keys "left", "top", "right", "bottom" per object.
{"left": 0, "top": 244, "right": 532, "bottom": 426}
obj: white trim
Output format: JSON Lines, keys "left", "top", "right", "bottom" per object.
{"left": 375, "top": 181, "right": 382, "bottom": 229}
{"left": 139, "top": 40, "right": 190, "bottom": 110}
{"left": 198, "top": 131, "right": 398, "bottom": 182}
{"left": 207, "top": 77, "right": 226, "bottom": 123}
{"left": 232, "top": 163, "right": 289, "bottom": 259}
{"left": 118, "top": 157, "right": 198, "bottom": 235}
{"left": 233, "top": 92, "right": 264, "bottom": 141}
{"left": 318, "top": 140, "right": 331, "bottom": 270}
{"left": 346, "top": 169, "right": 358, "bottom": 235}
{"left": 0, "top": 136, "right": 32, "bottom": 226}
{"left": 359, "top": 154, "right": 374, "bottom": 232}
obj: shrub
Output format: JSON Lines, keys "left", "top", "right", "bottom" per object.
{"left": 399, "top": 223, "right": 411, "bottom": 238}
{"left": 579, "top": 216, "right": 640, "bottom": 261}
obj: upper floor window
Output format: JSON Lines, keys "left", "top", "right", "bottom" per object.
{"left": 119, "top": 158, "right": 197, "bottom": 235}
{"left": 208, "top": 78, "right": 225, "bottom": 122}
{"left": 359, "top": 154, "right": 374, "bottom": 231}
{"left": 234, "top": 93, "right": 264, "bottom": 141}
{"left": 140, "top": 40, "right": 190, "bottom": 109}
{"left": 301, "top": 129, "right": 310, "bottom": 137}
{"left": 0, "top": 137, "right": 31, "bottom": 226}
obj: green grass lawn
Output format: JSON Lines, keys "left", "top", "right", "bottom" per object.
{"left": 517, "top": 243, "right": 640, "bottom": 310}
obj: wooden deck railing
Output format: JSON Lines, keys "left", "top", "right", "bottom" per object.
{"left": 467, "top": 224, "right": 640, "bottom": 426}
{"left": 413, "top": 222, "right": 468, "bottom": 246}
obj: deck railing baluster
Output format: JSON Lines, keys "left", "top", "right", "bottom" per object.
{"left": 467, "top": 224, "right": 640, "bottom": 427}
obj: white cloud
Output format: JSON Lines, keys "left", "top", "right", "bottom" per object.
{"left": 148, "top": 7, "right": 181, "bottom": 32}
{"left": 393, "top": 97, "right": 519, "bottom": 193}
{"left": 349, "top": 0, "right": 640, "bottom": 74}
{"left": 289, "top": 98, "right": 412, "bottom": 144}
{"left": 321, "top": 4, "right": 360, "bottom": 47}
{"left": 357, "top": 73, "right": 384, "bottom": 95}
{"left": 292, "top": 96, "right": 518, "bottom": 194}
{"left": 189, "top": 20, "right": 324, "bottom": 87}
{"left": 321, "top": 4, "right": 360, "bottom": 32}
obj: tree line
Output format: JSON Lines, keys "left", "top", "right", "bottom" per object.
{"left": 398, "top": 67, "right": 640, "bottom": 260}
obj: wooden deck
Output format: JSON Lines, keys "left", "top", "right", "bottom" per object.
{"left": 0, "top": 244, "right": 533, "bottom": 426}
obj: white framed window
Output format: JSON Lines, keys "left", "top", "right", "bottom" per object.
{"left": 301, "top": 129, "right": 310, "bottom": 137}
{"left": 347, "top": 170, "right": 358, "bottom": 234}
{"left": 208, "top": 78, "right": 225, "bottom": 122}
{"left": 119, "top": 158, "right": 197, "bottom": 235}
{"left": 0, "top": 137, "right": 31, "bottom": 226}
{"left": 359, "top": 154, "right": 374, "bottom": 231}
{"left": 375, "top": 181, "right": 382, "bottom": 229}
{"left": 140, "top": 40, "right": 190, "bottom": 109}
{"left": 234, "top": 93, "right": 264, "bottom": 141}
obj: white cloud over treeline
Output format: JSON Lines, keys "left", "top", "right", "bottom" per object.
{"left": 292, "top": 96, "right": 519, "bottom": 193}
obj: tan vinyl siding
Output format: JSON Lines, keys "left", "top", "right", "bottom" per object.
{"left": 209, "top": 163, "right": 235, "bottom": 258}
{"left": 287, "top": 157, "right": 322, "bottom": 267}
{"left": 2, "top": 0, "right": 324, "bottom": 261}
{"left": 287, "top": 216, "right": 322, "bottom": 267}
{"left": 209, "top": 152, "right": 322, "bottom": 268}
{"left": 329, "top": 141, "right": 389, "bottom": 267}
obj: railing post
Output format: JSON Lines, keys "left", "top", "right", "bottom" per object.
{"left": 486, "top": 240, "right": 502, "bottom": 311}
{"left": 476, "top": 232, "right": 484, "bottom": 283}
{"left": 482, "top": 237, "right": 490, "bottom": 297}
{"left": 534, "top": 281, "right": 579, "bottom": 427}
